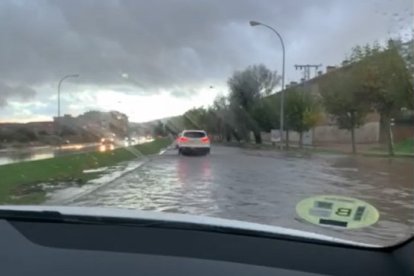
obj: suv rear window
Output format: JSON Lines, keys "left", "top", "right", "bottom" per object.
{"left": 183, "top": 132, "right": 206, "bottom": 138}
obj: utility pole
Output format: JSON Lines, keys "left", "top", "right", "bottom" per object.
{"left": 293, "top": 64, "right": 322, "bottom": 148}
{"left": 294, "top": 64, "right": 322, "bottom": 82}
{"left": 56, "top": 74, "right": 79, "bottom": 149}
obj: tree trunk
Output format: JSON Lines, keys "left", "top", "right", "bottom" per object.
{"left": 285, "top": 130, "right": 290, "bottom": 149}
{"left": 232, "top": 129, "right": 240, "bottom": 142}
{"left": 350, "top": 126, "right": 356, "bottom": 154}
{"left": 299, "top": 131, "right": 304, "bottom": 149}
{"left": 384, "top": 116, "right": 394, "bottom": 156}
{"left": 350, "top": 111, "right": 356, "bottom": 154}
{"left": 254, "top": 131, "right": 262, "bottom": 144}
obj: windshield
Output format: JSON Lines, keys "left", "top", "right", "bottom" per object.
{"left": 0, "top": 0, "right": 413, "bottom": 248}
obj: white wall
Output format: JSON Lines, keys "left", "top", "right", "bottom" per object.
{"left": 261, "top": 122, "right": 380, "bottom": 145}
{"left": 313, "top": 122, "right": 380, "bottom": 143}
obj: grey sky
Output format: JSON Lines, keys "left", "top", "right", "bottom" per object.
{"left": 0, "top": 0, "right": 412, "bottom": 121}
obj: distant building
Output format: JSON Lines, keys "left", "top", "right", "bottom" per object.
{"left": 51, "top": 110, "right": 129, "bottom": 139}
{"left": 1, "top": 111, "right": 129, "bottom": 143}
{"left": 78, "top": 110, "right": 129, "bottom": 137}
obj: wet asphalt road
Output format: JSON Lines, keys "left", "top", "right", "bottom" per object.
{"left": 66, "top": 146, "right": 413, "bottom": 246}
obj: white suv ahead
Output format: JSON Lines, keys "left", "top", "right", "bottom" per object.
{"left": 177, "top": 130, "right": 210, "bottom": 155}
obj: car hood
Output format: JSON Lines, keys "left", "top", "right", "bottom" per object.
{"left": 0, "top": 205, "right": 379, "bottom": 248}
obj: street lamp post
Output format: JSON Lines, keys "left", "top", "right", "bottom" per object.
{"left": 58, "top": 74, "right": 79, "bottom": 119}
{"left": 56, "top": 74, "right": 79, "bottom": 146}
{"left": 121, "top": 73, "right": 136, "bottom": 144}
{"left": 249, "top": 20, "right": 286, "bottom": 150}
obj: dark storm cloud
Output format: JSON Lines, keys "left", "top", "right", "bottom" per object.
{"left": 0, "top": 0, "right": 412, "bottom": 105}
{"left": 0, "top": 82, "right": 36, "bottom": 106}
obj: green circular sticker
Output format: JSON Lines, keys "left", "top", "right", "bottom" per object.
{"left": 296, "top": 195, "right": 380, "bottom": 229}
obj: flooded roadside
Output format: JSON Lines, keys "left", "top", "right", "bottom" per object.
{"left": 0, "top": 143, "right": 101, "bottom": 165}
{"left": 43, "top": 146, "right": 414, "bottom": 246}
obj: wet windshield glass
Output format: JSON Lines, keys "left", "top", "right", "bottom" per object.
{"left": 0, "top": 0, "right": 413, "bottom": 247}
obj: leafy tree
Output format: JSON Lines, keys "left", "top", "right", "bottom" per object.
{"left": 12, "top": 128, "right": 38, "bottom": 142}
{"left": 182, "top": 108, "right": 205, "bottom": 130}
{"left": 363, "top": 44, "right": 372, "bottom": 57}
{"left": 60, "top": 126, "right": 77, "bottom": 136}
{"left": 356, "top": 40, "right": 414, "bottom": 155}
{"left": 349, "top": 45, "right": 364, "bottom": 62}
{"left": 250, "top": 97, "right": 278, "bottom": 133}
{"left": 348, "top": 41, "right": 382, "bottom": 63}
{"left": 177, "top": 98, "right": 235, "bottom": 142}
{"left": 226, "top": 103, "right": 249, "bottom": 142}
{"left": 320, "top": 68, "right": 369, "bottom": 153}
{"left": 212, "top": 95, "right": 242, "bottom": 142}
{"left": 210, "top": 96, "right": 231, "bottom": 141}
{"left": 163, "top": 116, "right": 187, "bottom": 136}
{"left": 0, "top": 129, "right": 12, "bottom": 142}
{"left": 228, "top": 64, "right": 279, "bottom": 143}
{"left": 285, "top": 87, "right": 321, "bottom": 148}
{"left": 328, "top": 40, "right": 413, "bottom": 155}
{"left": 153, "top": 121, "right": 166, "bottom": 137}
{"left": 371, "top": 40, "right": 382, "bottom": 55}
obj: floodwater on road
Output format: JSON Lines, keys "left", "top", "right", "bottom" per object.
{"left": 46, "top": 146, "right": 414, "bottom": 246}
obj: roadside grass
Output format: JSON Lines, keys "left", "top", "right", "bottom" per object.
{"left": 366, "top": 138, "right": 414, "bottom": 157}
{"left": 0, "top": 138, "right": 171, "bottom": 204}
{"left": 394, "top": 138, "right": 414, "bottom": 154}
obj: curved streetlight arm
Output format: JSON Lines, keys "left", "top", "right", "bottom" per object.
{"left": 57, "top": 74, "right": 79, "bottom": 118}
{"left": 250, "top": 22, "right": 285, "bottom": 91}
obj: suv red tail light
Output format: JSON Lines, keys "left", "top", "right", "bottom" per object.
{"left": 201, "top": 137, "right": 210, "bottom": 143}
{"left": 178, "top": 137, "right": 189, "bottom": 143}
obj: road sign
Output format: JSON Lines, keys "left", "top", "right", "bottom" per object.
{"left": 303, "top": 130, "right": 313, "bottom": 145}
{"left": 271, "top": 129, "right": 281, "bottom": 142}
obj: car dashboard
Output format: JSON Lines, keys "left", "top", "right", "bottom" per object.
{"left": 0, "top": 207, "right": 412, "bottom": 276}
